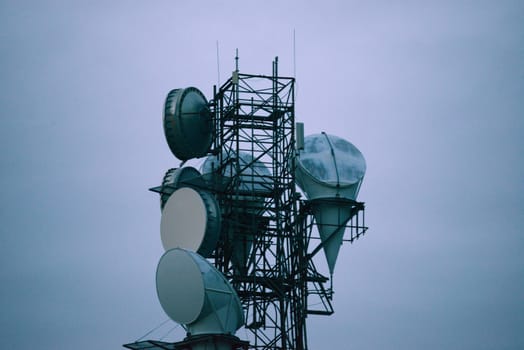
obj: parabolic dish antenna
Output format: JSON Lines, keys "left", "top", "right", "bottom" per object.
{"left": 163, "top": 87, "right": 213, "bottom": 160}
{"left": 156, "top": 248, "right": 244, "bottom": 335}
{"left": 160, "top": 166, "right": 204, "bottom": 210}
{"left": 160, "top": 187, "right": 221, "bottom": 257}
{"left": 201, "top": 151, "right": 272, "bottom": 214}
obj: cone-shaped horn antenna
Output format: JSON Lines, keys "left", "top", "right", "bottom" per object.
{"left": 231, "top": 233, "right": 254, "bottom": 274}
{"left": 295, "top": 133, "right": 366, "bottom": 272}
{"left": 310, "top": 198, "right": 356, "bottom": 274}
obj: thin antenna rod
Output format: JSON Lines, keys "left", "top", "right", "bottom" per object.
{"left": 216, "top": 41, "right": 221, "bottom": 86}
{"left": 235, "top": 48, "right": 239, "bottom": 71}
{"left": 293, "top": 29, "right": 296, "bottom": 78}
{"left": 293, "top": 29, "right": 299, "bottom": 102}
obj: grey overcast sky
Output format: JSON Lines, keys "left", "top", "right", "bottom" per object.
{"left": 1, "top": 1, "right": 523, "bottom": 349}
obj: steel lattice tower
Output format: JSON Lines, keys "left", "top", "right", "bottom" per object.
{"left": 126, "top": 57, "right": 367, "bottom": 350}
{"left": 206, "top": 58, "right": 367, "bottom": 350}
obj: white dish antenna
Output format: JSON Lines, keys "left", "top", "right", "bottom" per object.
{"left": 163, "top": 87, "right": 213, "bottom": 161}
{"left": 156, "top": 248, "right": 244, "bottom": 335}
{"left": 295, "top": 133, "right": 366, "bottom": 273}
{"left": 160, "top": 186, "right": 221, "bottom": 257}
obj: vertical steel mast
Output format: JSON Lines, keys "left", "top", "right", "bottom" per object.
{"left": 207, "top": 57, "right": 368, "bottom": 350}
{"left": 210, "top": 57, "right": 301, "bottom": 349}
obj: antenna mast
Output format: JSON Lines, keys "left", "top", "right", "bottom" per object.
{"left": 216, "top": 40, "right": 221, "bottom": 86}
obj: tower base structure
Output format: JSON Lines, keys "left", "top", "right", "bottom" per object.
{"left": 174, "top": 334, "right": 249, "bottom": 350}
{"left": 124, "top": 334, "right": 249, "bottom": 350}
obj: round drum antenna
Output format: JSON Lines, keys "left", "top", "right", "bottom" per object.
{"left": 163, "top": 87, "right": 213, "bottom": 160}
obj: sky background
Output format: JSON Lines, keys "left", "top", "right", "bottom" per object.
{"left": 1, "top": 1, "right": 523, "bottom": 349}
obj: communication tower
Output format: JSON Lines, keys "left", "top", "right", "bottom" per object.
{"left": 124, "top": 56, "right": 368, "bottom": 350}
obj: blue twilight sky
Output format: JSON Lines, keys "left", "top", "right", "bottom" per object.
{"left": 1, "top": 1, "right": 523, "bottom": 349}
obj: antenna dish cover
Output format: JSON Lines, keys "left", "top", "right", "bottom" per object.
{"left": 160, "top": 186, "right": 221, "bottom": 257}
{"left": 160, "top": 166, "right": 203, "bottom": 210}
{"left": 163, "top": 87, "right": 213, "bottom": 160}
{"left": 201, "top": 151, "right": 272, "bottom": 214}
{"left": 295, "top": 133, "right": 366, "bottom": 200}
{"left": 156, "top": 248, "right": 244, "bottom": 335}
